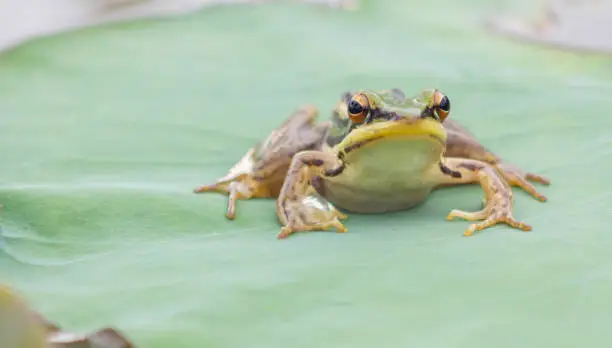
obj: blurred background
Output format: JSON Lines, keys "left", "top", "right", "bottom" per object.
{"left": 1, "top": 0, "right": 611, "bottom": 347}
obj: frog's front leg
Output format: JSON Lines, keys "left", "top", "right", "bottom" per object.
{"left": 276, "top": 150, "right": 348, "bottom": 239}
{"left": 432, "top": 157, "right": 533, "bottom": 236}
{"left": 444, "top": 121, "right": 550, "bottom": 202}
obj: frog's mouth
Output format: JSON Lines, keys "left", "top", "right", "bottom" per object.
{"left": 338, "top": 117, "right": 446, "bottom": 154}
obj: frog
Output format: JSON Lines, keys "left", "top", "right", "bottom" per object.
{"left": 194, "top": 88, "right": 550, "bottom": 239}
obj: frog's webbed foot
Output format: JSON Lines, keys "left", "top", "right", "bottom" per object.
{"left": 194, "top": 105, "right": 328, "bottom": 220}
{"left": 277, "top": 193, "right": 348, "bottom": 239}
{"left": 494, "top": 162, "right": 550, "bottom": 202}
{"left": 276, "top": 150, "right": 348, "bottom": 239}
{"left": 434, "top": 158, "right": 533, "bottom": 236}
{"left": 445, "top": 168, "right": 532, "bottom": 237}
{"left": 194, "top": 148, "right": 268, "bottom": 220}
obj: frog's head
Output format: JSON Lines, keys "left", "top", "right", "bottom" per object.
{"left": 326, "top": 88, "right": 451, "bottom": 150}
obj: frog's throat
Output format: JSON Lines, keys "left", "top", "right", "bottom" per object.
{"left": 337, "top": 117, "right": 446, "bottom": 153}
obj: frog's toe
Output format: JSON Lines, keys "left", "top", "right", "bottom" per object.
{"left": 334, "top": 210, "right": 349, "bottom": 220}
{"left": 277, "top": 220, "right": 348, "bottom": 239}
{"left": 496, "top": 163, "right": 550, "bottom": 202}
{"left": 447, "top": 208, "right": 532, "bottom": 236}
{"left": 195, "top": 179, "right": 257, "bottom": 220}
{"left": 193, "top": 183, "right": 219, "bottom": 193}
{"left": 194, "top": 177, "right": 241, "bottom": 194}
{"left": 525, "top": 172, "right": 551, "bottom": 185}
{"left": 462, "top": 214, "right": 532, "bottom": 237}
{"left": 446, "top": 209, "right": 487, "bottom": 221}
{"left": 509, "top": 176, "right": 548, "bottom": 202}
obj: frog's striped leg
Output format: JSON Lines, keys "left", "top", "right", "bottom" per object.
{"left": 276, "top": 150, "right": 348, "bottom": 239}
{"left": 443, "top": 119, "right": 550, "bottom": 202}
{"left": 193, "top": 147, "right": 279, "bottom": 220}
{"left": 193, "top": 105, "right": 329, "bottom": 220}
{"left": 430, "top": 157, "right": 532, "bottom": 236}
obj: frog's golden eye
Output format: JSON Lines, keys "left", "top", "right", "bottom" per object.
{"left": 433, "top": 90, "right": 450, "bottom": 122}
{"left": 347, "top": 94, "right": 370, "bottom": 124}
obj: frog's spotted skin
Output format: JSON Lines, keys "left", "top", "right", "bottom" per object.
{"left": 195, "top": 88, "right": 549, "bottom": 238}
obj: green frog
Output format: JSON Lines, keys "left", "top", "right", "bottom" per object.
{"left": 194, "top": 88, "right": 550, "bottom": 239}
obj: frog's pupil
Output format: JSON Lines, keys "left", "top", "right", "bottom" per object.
{"left": 348, "top": 100, "right": 364, "bottom": 115}
{"left": 439, "top": 96, "right": 450, "bottom": 112}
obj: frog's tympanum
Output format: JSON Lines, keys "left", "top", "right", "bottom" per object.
{"left": 194, "top": 88, "right": 549, "bottom": 239}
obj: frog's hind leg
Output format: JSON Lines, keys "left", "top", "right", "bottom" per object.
{"left": 431, "top": 157, "right": 533, "bottom": 237}
{"left": 443, "top": 120, "right": 550, "bottom": 202}
{"left": 276, "top": 150, "right": 348, "bottom": 239}
{"left": 193, "top": 147, "right": 276, "bottom": 220}
{"left": 194, "top": 105, "right": 329, "bottom": 220}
